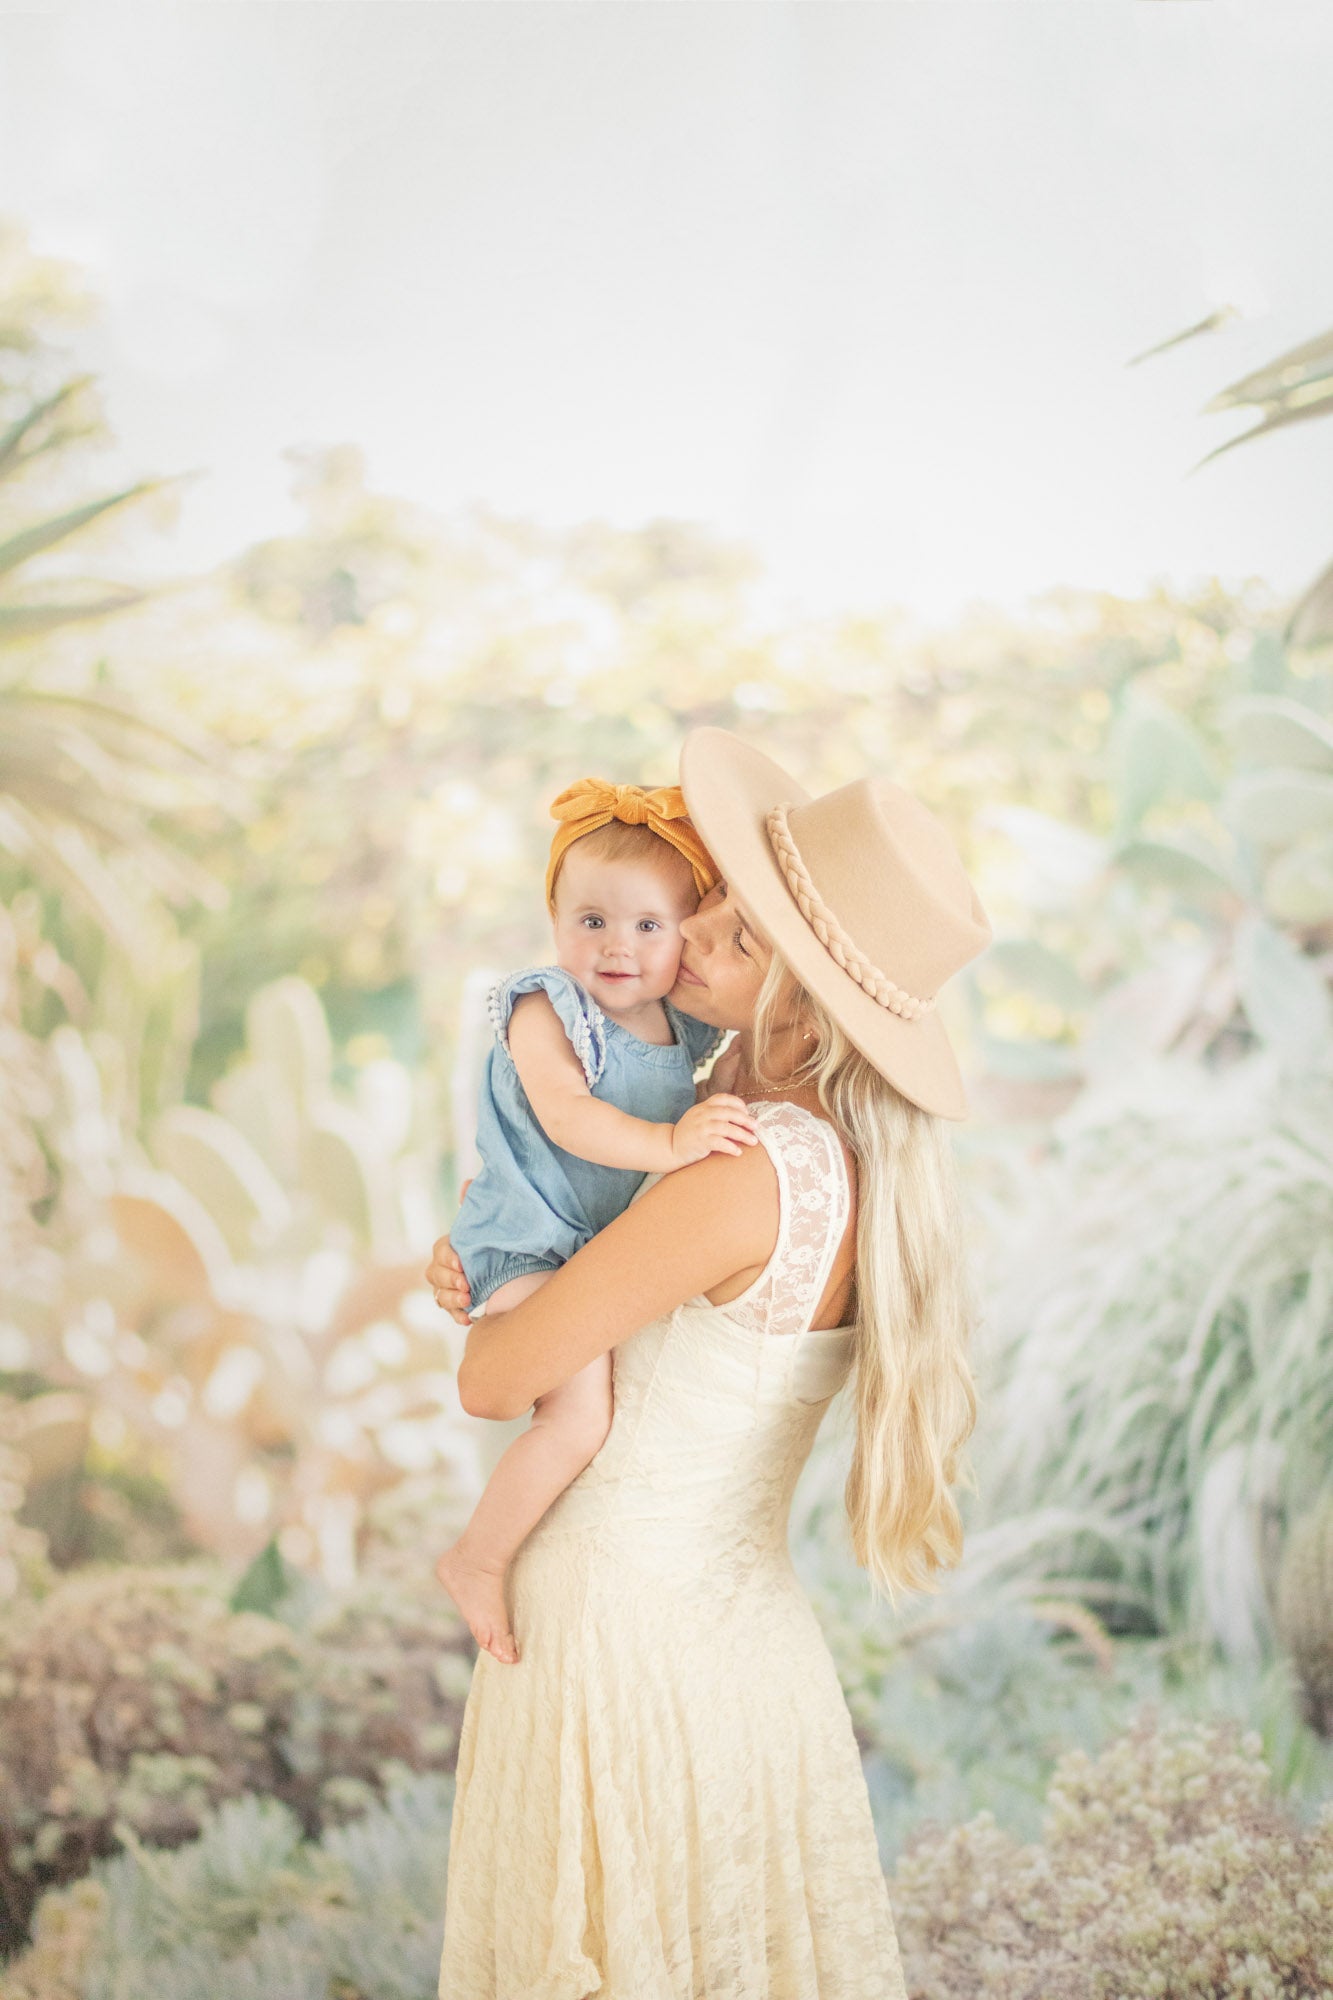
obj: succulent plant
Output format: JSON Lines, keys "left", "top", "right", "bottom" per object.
{"left": 9, "top": 1709, "right": 1330, "bottom": 2000}
{"left": 3, "top": 1770, "right": 455, "bottom": 2000}
{"left": 959, "top": 681, "right": 1333, "bottom": 1135}
{"left": 0, "top": 1558, "right": 473, "bottom": 1956}
{"left": 1276, "top": 1489, "right": 1333, "bottom": 1739}
{"left": 891, "top": 1708, "right": 1333, "bottom": 1999}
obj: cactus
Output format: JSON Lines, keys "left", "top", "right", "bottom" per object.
{"left": 98, "top": 980, "right": 464, "bottom": 1563}
{"left": 3, "top": 975, "right": 473, "bottom": 1576}
{"left": 244, "top": 977, "right": 333, "bottom": 1116}
{"left": 1276, "top": 1490, "right": 1333, "bottom": 1737}
{"left": 148, "top": 1106, "right": 292, "bottom": 1260}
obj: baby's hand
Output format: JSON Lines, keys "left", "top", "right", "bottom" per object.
{"left": 667, "top": 1095, "right": 759, "bottom": 1168}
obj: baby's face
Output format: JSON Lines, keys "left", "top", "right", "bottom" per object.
{"left": 552, "top": 846, "right": 698, "bottom": 1013}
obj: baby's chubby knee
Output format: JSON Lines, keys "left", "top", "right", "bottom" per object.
{"left": 531, "top": 1376, "right": 614, "bottom": 1470}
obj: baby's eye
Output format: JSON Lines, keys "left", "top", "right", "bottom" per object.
{"left": 637, "top": 920, "right": 661, "bottom": 933}
{"left": 581, "top": 915, "right": 604, "bottom": 930}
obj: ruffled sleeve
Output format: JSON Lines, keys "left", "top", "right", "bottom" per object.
{"left": 486, "top": 966, "right": 608, "bottom": 1088}
{"left": 667, "top": 1003, "right": 726, "bottom": 1071}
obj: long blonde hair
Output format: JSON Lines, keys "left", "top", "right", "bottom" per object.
{"left": 751, "top": 953, "right": 979, "bottom": 1607}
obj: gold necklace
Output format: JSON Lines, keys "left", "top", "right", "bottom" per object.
{"left": 735, "top": 1074, "right": 804, "bottom": 1100}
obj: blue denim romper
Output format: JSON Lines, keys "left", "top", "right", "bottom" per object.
{"left": 452, "top": 966, "right": 724, "bottom": 1314}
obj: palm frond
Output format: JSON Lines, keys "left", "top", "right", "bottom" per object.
{"left": 1204, "top": 326, "right": 1333, "bottom": 414}
{"left": 2, "top": 685, "right": 226, "bottom": 773}
{"left": 0, "top": 376, "right": 94, "bottom": 479}
{"left": 1127, "top": 307, "right": 1240, "bottom": 369}
{"left": 0, "top": 795, "right": 154, "bottom": 954}
{"left": 0, "top": 585, "right": 145, "bottom": 644}
{"left": 0, "top": 479, "right": 166, "bottom": 579}
{"left": 1192, "top": 390, "right": 1333, "bottom": 472}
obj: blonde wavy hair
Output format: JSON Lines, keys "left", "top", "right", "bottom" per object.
{"left": 751, "top": 952, "right": 979, "bottom": 1607}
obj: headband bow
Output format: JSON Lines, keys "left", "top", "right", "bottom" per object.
{"left": 545, "top": 779, "right": 717, "bottom": 908}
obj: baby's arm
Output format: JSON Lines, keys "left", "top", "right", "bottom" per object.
{"left": 507, "top": 991, "right": 757, "bottom": 1176}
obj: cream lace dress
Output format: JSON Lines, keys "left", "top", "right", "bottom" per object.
{"left": 438, "top": 1099, "right": 907, "bottom": 2000}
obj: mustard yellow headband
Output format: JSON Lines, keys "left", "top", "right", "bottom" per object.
{"left": 545, "top": 779, "right": 717, "bottom": 910}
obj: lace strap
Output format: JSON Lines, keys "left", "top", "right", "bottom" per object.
{"left": 746, "top": 1101, "right": 851, "bottom": 1340}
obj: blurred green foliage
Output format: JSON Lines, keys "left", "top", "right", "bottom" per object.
{"left": 2, "top": 217, "right": 1333, "bottom": 1977}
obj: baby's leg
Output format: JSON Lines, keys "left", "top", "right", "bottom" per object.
{"left": 434, "top": 1271, "right": 614, "bottom": 1665}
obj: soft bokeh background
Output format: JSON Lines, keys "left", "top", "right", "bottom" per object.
{"left": 2, "top": 7, "right": 1332, "bottom": 1996}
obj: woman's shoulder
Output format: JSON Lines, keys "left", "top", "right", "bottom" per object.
{"left": 745, "top": 1096, "right": 855, "bottom": 1198}
{"left": 743, "top": 1094, "right": 836, "bottom": 1140}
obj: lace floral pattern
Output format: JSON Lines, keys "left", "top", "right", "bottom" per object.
{"left": 727, "top": 1098, "right": 852, "bottom": 1341}
{"left": 439, "top": 1100, "right": 906, "bottom": 2000}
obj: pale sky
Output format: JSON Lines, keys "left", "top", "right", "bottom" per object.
{"left": 2, "top": 1, "right": 1333, "bottom": 624}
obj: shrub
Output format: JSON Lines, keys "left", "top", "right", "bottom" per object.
{"left": 0, "top": 1562, "right": 473, "bottom": 1955}
{"left": 9, "top": 1708, "right": 1328, "bottom": 2000}
{"left": 0, "top": 1772, "right": 454, "bottom": 2000}
{"left": 890, "top": 1708, "right": 1333, "bottom": 1999}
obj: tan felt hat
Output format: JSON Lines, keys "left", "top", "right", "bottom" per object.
{"left": 679, "top": 727, "right": 993, "bottom": 1119}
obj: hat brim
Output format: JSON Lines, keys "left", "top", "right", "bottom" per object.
{"left": 679, "top": 727, "right": 970, "bottom": 1120}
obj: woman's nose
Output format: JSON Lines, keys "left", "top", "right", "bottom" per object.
{"left": 679, "top": 908, "right": 711, "bottom": 952}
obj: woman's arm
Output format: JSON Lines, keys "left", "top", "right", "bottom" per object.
{"left": 457, "top": 1139, "right": 780, "bottom": 1419}
{"left": 508, "top": 991, "right": 756, "bottom": 1174}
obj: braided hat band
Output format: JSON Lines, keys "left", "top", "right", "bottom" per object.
{"left": 679, "top": 728, "right": 992, "bottom": 1118}
{"left": 765, "top": 802, "right": 937, "bottom": 1022}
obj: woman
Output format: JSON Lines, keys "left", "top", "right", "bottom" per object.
{"left": 426, "top": 725, "right": 992, "bottom": 1999}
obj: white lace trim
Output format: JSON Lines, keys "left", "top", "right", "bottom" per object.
{"left": 486, "top": 967, "right": 607, "bottom": 1087}
{"left": 732, "top": 1099, "right": 852, "bottom": 1341}
{"left": 678, "top": 1011, "right": 726, "bottom": 1071}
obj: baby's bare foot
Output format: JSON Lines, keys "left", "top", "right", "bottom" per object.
{"left": 434, "top": 1544, "right": 520, "bottom": 1664}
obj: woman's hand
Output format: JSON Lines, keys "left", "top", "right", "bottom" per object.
{"left": 426, "top": 1218, "right": 472, "bottom": 1326}
{"left": 455, "top": 1140, "right": 781, "bottom": 1418}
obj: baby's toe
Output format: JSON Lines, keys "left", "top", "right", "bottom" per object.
{"left": 490, "top": 1627, "right": 520, "bottom": 1664}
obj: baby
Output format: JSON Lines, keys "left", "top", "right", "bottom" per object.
{"left": 434, "top": 779, "right": 758, "bottom": 1663}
